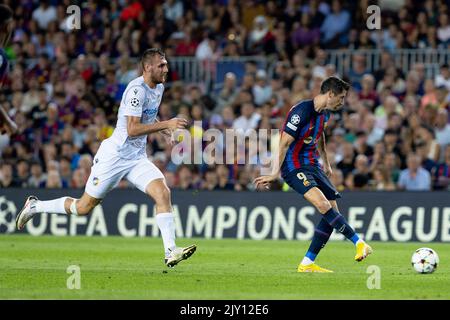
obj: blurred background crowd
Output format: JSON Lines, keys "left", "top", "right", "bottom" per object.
{"left": 1, "top": 0, "right": 450, "bottom": 192}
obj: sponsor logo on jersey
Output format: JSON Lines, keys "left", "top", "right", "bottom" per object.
{"left": 304, "top": 136, "right": 313, "bottom": 144}
{"left": 143, "top": 108, "right": 158, "bottom": 118}
{"left": 286, "top": 122, "right": 297, "bottom": 131}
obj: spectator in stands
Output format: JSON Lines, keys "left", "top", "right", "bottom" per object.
{"left": 290, "top": 76, "right": 310, "bottom": 103}
{"left": 330, "top": 168, "right": 345, "bottom": 192}
{"left": 320, "top": 0, "right": 350, "bottom": 47}
{"left": 202, "top": 166, "right": 219, "bottom": 190}
{"left": 435, "top": 64, "right": 450, "bottom": 91}
{"left": 383, "top": 129, "right": 403, "bottom": 164}
{"left": 176, "top": 165, "right": 193, "bottom": 190}
{"left": 163, "top": 0, "right": 184, "bottom": 23}
{"left": 27, "top": 160, "right": 46, "bottom": 188}
{"left": 216, "top": 164, "right": 234, "bottom": 190}
{"left": 78, "top": 154, "right": 93, "bottom": 177}
{"left": 366, "top": 114, "right": 385, "bottom": 147}
{"left": 0, "top": 162, "right": 15, "bottom": 187}
{"left": 374, "top": 96, "right": 402, "bottom": 130}
{"left": 435, "top": 85, "right": 449, "bottom": 110}
{"left": 352, "top": 154, "right": 371, "bottom": 189}
{"left": 196, "top": 31, "right": 217, "bottom": 61}
{"left": 120, "top": 0, "right": 144, "bottom": 22}
{"left": 291, "top": 11, "right": 320, "bottom": 49}
{"left": 59, "top": 157, "right": 72, "bottom": 187}
{"left": 359, "top": 74, "right": 378, "bottom": 109}
{"left": 221, "top": 106, "right": 235, "bottom": 128}
{"left": 234, "top": 169, "right": 251, "bottom": 191}
{"left": 347, "top": 54, "right": 370, "bottom": 92}
{"left": 31, "top": 0, "right": 57, "bottom": 30}
{"left": 216, "top": 72, "right": 238, "bottom": 113}
{"left": 71, "top": 168, "right": 88, "bottom": 188}
{"left": 372, "top": 166, "right": 396, "bottom": 191}
{"left": 252, "top": 69, "right": 272, "bottom": 106}
{"left": 337, "top": 142, "right": 355, "bottom": 178}
{"left": 232, "top": 102, "right": 261, "bottom": 132}
{"left": 398, "top": 153, "right": 431, "bottom": 191}
{"left": 247, "top": 15, "right": 275, "bottom": 55}
{"left": 15, "top": 158, "right": 29, "bottom": 187}
{"left": 45, "top": 169, "right": 63, "bottom": 188}
{"left": 416, "top": 141, "right": 437, "bottom": 173}
{"left": 414, "top": 125, "right": 440, "bottom": 164}
{"left": 432, "top": 144, "right": 450, "bottom": 190}
{"left": 437, "top": 13, "right": 450, "bottom": 47}
{"left": 421, "top": 78, "right": 438, "bottom": 110}
{"left": 435, "top": 108, "right": 450, "bottom": 161}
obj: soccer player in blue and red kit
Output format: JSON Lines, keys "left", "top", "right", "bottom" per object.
{"left": 255, "top": 77, "right": 372, "bottom": 272}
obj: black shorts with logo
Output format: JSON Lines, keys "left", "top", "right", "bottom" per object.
{"left": 283, "top": 165, "right": 341, "bottom": 200}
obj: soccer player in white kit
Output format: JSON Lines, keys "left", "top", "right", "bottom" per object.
{"left": 16, "top": 48, "right": 197, "bottom": 268}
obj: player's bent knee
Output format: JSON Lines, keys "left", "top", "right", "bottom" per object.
{"left": 317, "top": 200, "right": 332, "bottom": 214}
{"left": 153, "top": 187, "right": 171, "bottom": 206}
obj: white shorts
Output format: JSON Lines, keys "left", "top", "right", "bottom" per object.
{"left": 85, "top": 140, "right": 165, "bottom": 199}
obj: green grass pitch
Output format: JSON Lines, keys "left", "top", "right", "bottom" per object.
{"left": 0, "top": 235, "right": 449, "bottom": 299}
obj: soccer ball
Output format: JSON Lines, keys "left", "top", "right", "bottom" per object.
{"left": 411, "top": 248, "right": 439, "bottom": 274}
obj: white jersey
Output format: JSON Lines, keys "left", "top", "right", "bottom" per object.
{"left": 107, "top": 76, "right": 164, "bottom": 160}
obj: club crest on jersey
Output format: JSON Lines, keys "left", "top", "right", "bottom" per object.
{"left": 93, "top": 177, "right": 99, "bottom": 186}
{"left": 290, "top": 114, "right": 300, "bottom": 125}
{"left": 133, "top": 88, "right": 138, "bottom": 95}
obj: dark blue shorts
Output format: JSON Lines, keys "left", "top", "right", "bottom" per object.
{"left": 283, "top": 165, "right": 341, "bottom": 200}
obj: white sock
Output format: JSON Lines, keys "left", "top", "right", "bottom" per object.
{"left": 35, "top": 197, "right": 69, "bottom": 214}
{"left": 301, "top": 256, "right": 314, "bottom": 266}
{"left": 356, "top": 239, "right": 364, "bottom": 245}
{"left": 156, "top": 212, "right": 176, "bottom": 257}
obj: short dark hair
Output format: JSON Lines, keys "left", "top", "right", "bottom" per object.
{"left": 141, "top": 48, "right": 165, "bottom": 69}
{"left": 0, "top": 4, "right": 13, "bottom": 27}
{"left": 320, "top": 76, "right": 350, "bottom": 95}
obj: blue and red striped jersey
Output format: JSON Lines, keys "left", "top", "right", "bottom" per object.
{"left": 281, "top": 100, "right": 330, "bottom": 177}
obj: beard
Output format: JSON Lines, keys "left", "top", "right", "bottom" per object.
{"left": 153, "top": 74, "right": 167, "bottom": 84}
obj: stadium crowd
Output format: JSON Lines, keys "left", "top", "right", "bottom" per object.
{"left": 1, "top": 0, "right": 450, "bottom": 192}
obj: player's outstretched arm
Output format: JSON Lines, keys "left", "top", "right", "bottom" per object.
{"left": 126, "top": 116, "right": 187, "bottom": 137}
{"left": 254, "top": 132, "right": 294, "bottom": 189}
